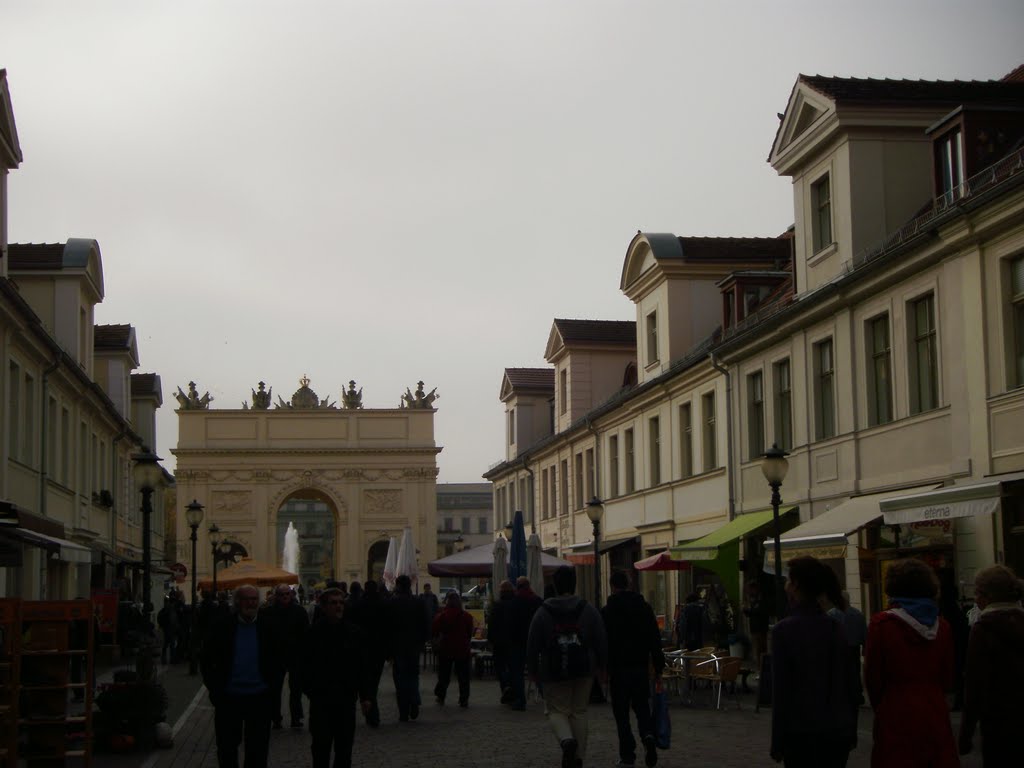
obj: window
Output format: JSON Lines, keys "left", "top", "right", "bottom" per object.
{"left": 61, "top": 407, "right": 71, "bottom": 485}
{"left": 774, "top": 359, "right": 793, "bottom": 451}
{"left": 702, "top": 392, "right": 717, "bottom": 471}
{"left": 461, "top": 516, "right": 471, "bottom": 533}
{"left": 508, "top": 408, "right": 515, "bottom": 445}
{"left": 541, "top": 468, "right": 549, "bottom": 519}
{"left": 608, "top": 435, "right": 619, "bottom": 497}
{"left": 646, "top": 310, "right": 658, "bottom": 366}
{"left": 560, "top": 459, "right": 569, "bottom": 516}
{"left": 574, "top": 453, "right": 584, "bottom": 509}
{"left": 584, "top": 448, "right": 594, "bottom": 501}
{"left": 520, "top": 477, "right": 527, "bottom": 518}
{"left": 8, "top": 362, "right": 19, "bottom": 460}
{"left": 724, "top": 291, "right": 735, "bottom": 329}
{"left": 812, "top": 174, "right": 833, "bottom": 252}
{"left": 1014, "top": 257, "right": 1024, "bottom": 387}
{"left": 23, "top": 374, "right": 35, "bottom": 465}
{"left": 625, "top": 428, "right": 636, "bottom": 494}
{"left": 649, "top": 416, "right": 661, "bottom": 486}
{"left": 559, "top": 369, "right": 568, "bottom": 415}
{"left": 551, "top": 465, "right": 559, "bottom": 518}
{"left": 868, "top": 314, "right": 894, "bottom": 426}
{"left": 478, "top": 517, "right": 488, "bottom": 535}
{"left": 679, "top": 403, "right": 693, "bottom": 478}
{"left": 909, "top": 294, "right": 938, "bottom": 414}
{"left": 814, "top": 339, "right": 836, "bottom": 440}
{"left": 938, "top": 129, "right": 964, "bottom": 203}
{"left": 48, "top": 397, "right": 58, "bottom": 471}
{"left": 747, "top": 371, "right": 764, "bottom": 459}
{"left": 79, "top": 423, "right": 88, "bottom": 494}
{"left": 444, "top": 517, "right": 453, "bottom": 532}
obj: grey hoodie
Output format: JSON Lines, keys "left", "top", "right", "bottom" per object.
{"left": 525, "top": 595, "right": 608, "bottom": 682}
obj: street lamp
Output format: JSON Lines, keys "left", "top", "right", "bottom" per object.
{"left": 184, "top": 499, "right": 205, "bottom": 675}
{"left": 132, "top": 450, "right": 163, "bottom": 628}
{"left": 209, "top": 523, "right": 223, "bottom": 597}
{"left": 585, "top": 496, "right": 604, "bottom": 607}
{"left": 761, "top": 443, "right": 790, "bottom": 621}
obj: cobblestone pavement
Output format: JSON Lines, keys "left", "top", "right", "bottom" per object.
{"left": 134, "top": 668, "right": 985, "bottom": 768}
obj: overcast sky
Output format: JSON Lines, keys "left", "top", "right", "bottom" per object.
{"left": 2, "top": 1, "right": 1021, "bottom": 483}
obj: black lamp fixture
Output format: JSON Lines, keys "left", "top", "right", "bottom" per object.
{"left": 209, "top": 522, "right": 223, "bottom": 596}
{"left": 132, "top": 449, "right": 163, "bottom": 628}
{"left": 585, "top": 496, "right": 605, "bottom": 607}
{"left": 184, "top": 499, "right": 204, "bottom": 675}
{"left": 761, "top": 443, "right": 790, "bottom": 620}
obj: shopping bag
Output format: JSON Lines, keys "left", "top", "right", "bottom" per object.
{"left": 652, "top": 678, "right": 671, "bottom": 749}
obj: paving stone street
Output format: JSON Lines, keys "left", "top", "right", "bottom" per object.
{"left": 112, "top": 662, "right": 987, "bottom": 768}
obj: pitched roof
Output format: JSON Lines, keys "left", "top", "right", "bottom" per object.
{"left": 552, "top": 319, "right": 636, "bottom": 345}
{"left": 94, "top": 324, "right": 132, "bottom": 350}
{"left": 1004, "top": 64, "right": 1024, "bottom": 83}
{"left": 130, "top": 373, "right": 162, "bottom": 401}
{"left": 677, "top": 236, "right": 791, "bottom": 263}
{"left": 798, "top": 75, "right": 1024, "bottom": 107}
{"left": 504, "top": 368, "right": 554, "bottom": 391}
{"left": 7, "top": 243, "right": 66, "bottom": 269}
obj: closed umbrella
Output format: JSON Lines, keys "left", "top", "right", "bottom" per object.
{"left": 396, "top": 526, "right": 417, "bottom": 589}
{"left": 382, "top": 536, "right": 398, "bottom": 591}
{"left": 508, "top": 510, "right": 528, "bottom": 581}
{"left": 526, "top": 531, "right": 543, "bottom": 591}
{"left": 492, "top": 535, "right": 508, "bottom": 597}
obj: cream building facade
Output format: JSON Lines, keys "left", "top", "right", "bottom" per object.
{"left": 486, "top": 65, "right": 1024, "bottom": 622}
{"left": 171, "top": 378, "right": 440, "bottom": 590}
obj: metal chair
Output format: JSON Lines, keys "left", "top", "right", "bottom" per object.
{"left": 692, "top": 654, "right": 743, "bottom": 710}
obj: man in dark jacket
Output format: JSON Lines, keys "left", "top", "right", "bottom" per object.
{"left": 388, "top": 575, "right": 428, "bottom": 722}
{"left": 488, "top": 580, "right": 515, "bottom": 702}
{"left": 302, "top": 588, "right": 372, "bottom": 768}
{"left": 201, "top": 584, "right": 286, "bottom": 768}
{"left": 601, "top": 569, "right": 665, "bottom": 768}
{"left": 261, "top": 584, "right": 310, "bottom": 729}
{"left": 507, "top": 575, "right": 543, "bottom": 710}
{"left": 348, "top": 579, "right": 388, "bottom": 727}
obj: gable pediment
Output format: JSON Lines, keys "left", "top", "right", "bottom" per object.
{"left": 543, "top": 323, "right": 565, "bottom": 362}
{"left": 0, "top": 70, "right": 23, "bottom": 169}
{"left": 769, "top": 81, "right": 836, "bottom": 171}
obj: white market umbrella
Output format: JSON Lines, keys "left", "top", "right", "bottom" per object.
{"left": 492, "top": 535, "right": 508, "bottom": 598}
{"left": 382, "top": 536, "right": 398, "bottom": 592}
{"left": 526, "top": 531, "right": 544, "bottom": 591}
{"left": 396, "top": 526, "right": 418, "bottom": 588}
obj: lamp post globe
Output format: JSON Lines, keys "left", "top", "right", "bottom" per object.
{"left": 760, "top": 443, "right": 790, "bottom": 620}
{"left": 184, "top": 499, "right": 204, "bottom": 675}
{"left": 586, "top": 496, "right": 604, "bottom": 606}
{"left": 132, "top": 450, "right": 162, "bottom": 629}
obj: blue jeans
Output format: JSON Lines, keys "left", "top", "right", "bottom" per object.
{"left": 391, "top": 653, "right": 421, "bottom": 719}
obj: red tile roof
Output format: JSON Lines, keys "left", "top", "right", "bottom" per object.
{"left": 94, "top": 324, "right": 132, "bottom": 350}
{"left": 799, "top": 75, "right": 1024, "bottom": 107}
{"left": 504, "top": 368, "right": 554, "bottom": 391}
{"left": 130, "top": 373, "right": 161, "bottom": 398}
{"left": 678, "top": 236, "right": 791, "bottom": 263}
{"left": 1003, "top": 64, "right": 1024, "bottom": 83}
{"left": 553, "top": 319, "right": 636, "bottom": 345}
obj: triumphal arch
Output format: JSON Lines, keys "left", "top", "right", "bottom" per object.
{"left": 171, "top": 377, "right": 440, "bottom": 589}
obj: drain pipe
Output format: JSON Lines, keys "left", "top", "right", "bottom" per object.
{"left": 709, "top": 353, "right": 736, "bottom": 522}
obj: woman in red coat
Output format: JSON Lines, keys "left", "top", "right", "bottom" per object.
{"left": 431, "top": 591, "right": 475, "bottom": 707}
{"left": 864, "top": 558, "right": 957, "bottom": 767}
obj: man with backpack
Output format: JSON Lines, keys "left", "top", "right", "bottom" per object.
{"left": 527, "top": 565, "right": 608, "bottom": 768}
{"left": 601, "top": 569, "right": 665, "bottom": 768}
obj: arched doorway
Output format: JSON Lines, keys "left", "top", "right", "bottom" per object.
{"left": 366, "top": 540, "right": 389, "bottom": 584}
{"left": 276, "top": 489, "right": 338, "bottom": 590}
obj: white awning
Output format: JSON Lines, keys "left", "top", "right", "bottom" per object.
{"left": 764, "top": 485, "right": 941, "bottom": 556}
{"left": 18, "top": 529, "right": 93, "bottom": 564}
{"left": 880, "top": 472, "right": 1024, "bottom": 525}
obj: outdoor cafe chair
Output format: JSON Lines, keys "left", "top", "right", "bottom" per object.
{"left": 691, "top": 655, "right": 743, "bottom": 710}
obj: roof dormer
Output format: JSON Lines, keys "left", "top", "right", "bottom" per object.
{"left": 94, "top": 324, "right": 140, "bottom": 418}
{"left": 499, "top": 368, "right": 555, "bottom": 460}
{"left": 0, "top": 69, "right": 24, "bottom": 279}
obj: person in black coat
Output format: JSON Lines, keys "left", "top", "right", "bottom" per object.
{"left": 347, "top": 579, "right": 388, "bottom": 727}
{"left": 601, "top": 569, "right": 665, "bottom": 768}
{"left": 388, "top": 575, "right": 429, "bottom": 722}
{"left": 302, "top": 588, "right": 372, "bottom": 768}
{"left": 201, "top": 584, "right": 286, "bottom": 768}
{"left": 506, "top": 576, "right": 543, "bottom": 711}
{"left": 260, "top": 584, "right": 310, "bottom": 729}
{"left": 488, "top": 580, "right": 516, "bottom": 702}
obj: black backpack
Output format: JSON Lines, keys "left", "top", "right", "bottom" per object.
{"left": 542, "top": 601, "right": 590, "bottom": 680}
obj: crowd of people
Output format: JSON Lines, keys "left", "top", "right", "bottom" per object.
{"left": 190, "top": 557, "right": 1024, "bottom": 768}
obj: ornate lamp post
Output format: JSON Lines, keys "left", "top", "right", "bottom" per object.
{"left": 209, "top": 523, "right": 223, "bottom": 597}
{"left": 761, "top": 443, "right": 790, "bottom": 620}
{"left": 184, "top": 499, "right": 205, "bottom": 675}
{"left": 132, "top": 450, "right": 163, "bottom": 628}
{"left": 585, "top": 496, "right": 604, "bottom": 607}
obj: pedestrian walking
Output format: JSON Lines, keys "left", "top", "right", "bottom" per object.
{"left": 864, "top": 557, "right": 957, "bottom": 768}
{"left": 348, "top": 578, "right": 388, "bottom": 727}
{"left": 432, "top": 591, "right": 474, "bottom": 707}
{"left": 157, "top": 592, "right": 181, "bottom": 665}
{"left": 600, "top": 569, "right": 664, "bottom": 768}
{"left": 676, "top": 593, "right": 704, "bottom": 651}
{"left": 488, "top": 580, "right": 515, "bottom": 702}
{"left": 388, "top": 574, "right": 428, "bottom": 722}
{"left": 507, "top": 575, "right": 543, "bottom": 710}
{"left": 527, "top": 565, "right": 608, "bottom": 768}
{"left": 958, "top": 564, "right": 1024, "bottom": 766}
{"left": 823, "top": 570, "right": 867, "bottom": 754}
{"left": 201, "top": 584, "right": 285, "bottom": 768}
{"left": 302, "top": 588, "right": 373, "bottom": 768}
{"left": 770, "top": 557, "right": 853, "bottom": 767}
{"left": 261, "top": 584, "right": 309, "bottom": 729}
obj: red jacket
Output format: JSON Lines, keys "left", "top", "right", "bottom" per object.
{"left": 431, "top": 606, "right": 474, "bottom": 660}
{"left": 864, "top": 610, "right": 957, "bottom": 768}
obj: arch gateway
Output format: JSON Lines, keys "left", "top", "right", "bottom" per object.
{"left": 171, "top": 377, "right": 440, "bottom": 589}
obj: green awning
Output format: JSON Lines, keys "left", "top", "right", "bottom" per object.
{"left": 670, "top": 506, "right": 797, "bottom": 562}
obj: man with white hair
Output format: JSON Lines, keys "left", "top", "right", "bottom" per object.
{"left": 201, "top": 584, "right": 286, "bottom": 768}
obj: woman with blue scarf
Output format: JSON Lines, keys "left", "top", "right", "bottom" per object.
{"left": 864, "top": 558, "right": 957, "bottom": 767}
